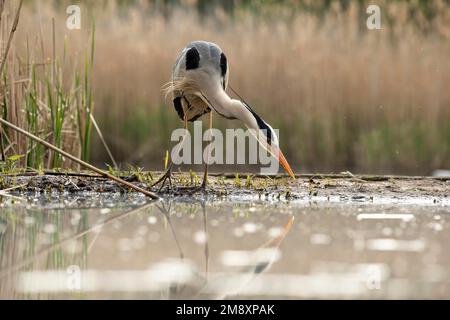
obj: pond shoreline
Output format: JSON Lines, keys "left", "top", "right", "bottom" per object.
{"left": 0, "top": 171, "right": 448, "bottom": 204}
{"left": 1, "top": 173, "right": 449, "bottom": 299}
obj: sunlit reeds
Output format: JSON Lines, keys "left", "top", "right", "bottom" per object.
{"left": 11, "top": 0, "right": 450, "bottom": 174}
{"left": 0, "top": 1, "right": 96, "bottom": 171}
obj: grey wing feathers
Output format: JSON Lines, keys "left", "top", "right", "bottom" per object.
{"left": 170, "top": 41, "right": 228, "bottom": 122}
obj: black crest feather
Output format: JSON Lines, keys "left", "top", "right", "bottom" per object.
{"left": 185, "top": 47, "right": 200, "bottom": 70}
{"left": 220, "top": 52, "right": 227, "bottom": 77}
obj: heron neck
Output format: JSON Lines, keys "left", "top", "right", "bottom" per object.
{"left": 230, "top": 99, "right": 259, "bottom": 130}
{"left": 205, "top": 88, "right": 259, "bottom": 130}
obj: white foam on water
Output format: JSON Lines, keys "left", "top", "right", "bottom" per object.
{"left": 18, "top": 260, "right": 196, "bottom": 293}
{"left": 432, "top": 169, "right": 450, "bottom": 177}
{"left": 117, "top": 238, "right": 133, "bottom": 251}
{"left": 357, "top": 213, "right": 415, "bottom": 222}
{"left": 220, "top": 248, "right": 281, "bottom": 267}
{"left": 365, "top": 238, "right": 426, "bottom": 252}
{"left": 100, "top": 208, "right": 111, "bottom": 215}
{"left": 43, "top": 223, "right": 57, "bottom": 234}
{"left": 24, "top": 216, "right": 36, "bottom": 225}
{"left": 268, "top": 227, "right": 283, "bottom": 238}
{"left": 193, "top": 230, "right": 207, "bottom": 244}
{"left": 310, "top": 233, "right": 332, "bottom": 245}
{"left": 242, "top": 222, "right": 259, "bottom": 233}
{"left": 147, "top": 216, "right": 157, "bottom": 224}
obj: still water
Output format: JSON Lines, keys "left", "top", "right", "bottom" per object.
{"left": 0, "top": 193, "right": 449, "bottom": 299}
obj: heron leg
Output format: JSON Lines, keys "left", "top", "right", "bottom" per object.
{"left": 185, "top": 112, "right": 212, "bottom": 195}
{"left": 151, "top": 114, "right": 189, "bottom": 192}
{"left": 150, "top": 162, "right": 173, "bottom": 192}
{"left": 201, "top": 112, "right": 213, "bottom": 188}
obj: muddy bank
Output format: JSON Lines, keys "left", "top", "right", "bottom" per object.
{"left": 1, "top": 171, "right": 448, "bottom": 203}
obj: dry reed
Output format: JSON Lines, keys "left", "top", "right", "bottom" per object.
{"left": 10, "top": 1, "right": 450, "bottom": 174}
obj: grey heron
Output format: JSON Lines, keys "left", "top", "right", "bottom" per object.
{"left": 152, "top": 40, "right": 295, "bottom": 191}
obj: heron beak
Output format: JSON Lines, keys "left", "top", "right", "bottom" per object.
{"left": 278, "top": 150, "right": 296, "bottom": 179}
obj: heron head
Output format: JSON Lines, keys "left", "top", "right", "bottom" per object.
{"left": 252, "top": 120, "right": 296, "bottom": 179}
{"left": 236, "top": 101, "right": 295, "bottom": 179}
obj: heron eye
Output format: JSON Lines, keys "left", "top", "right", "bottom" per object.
{"left": 220, "top": 52, "right": 227, "bottom": 77}
{"left": 185, "top": 47, "right": 200, "bottom": 70}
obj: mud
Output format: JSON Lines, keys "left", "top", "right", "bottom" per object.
{"left": 1, "top": 172, "right": 449, "bottom": 204}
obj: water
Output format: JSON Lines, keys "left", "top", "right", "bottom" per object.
{"left": 0, "top": 193, "right": 449, "bottom": 299}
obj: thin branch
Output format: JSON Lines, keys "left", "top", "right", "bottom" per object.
{"left": 90, "top": 113, "right": 118, "bottom": 169}
{"left": 0, "top": 117, "right": 160, "bottom": 199}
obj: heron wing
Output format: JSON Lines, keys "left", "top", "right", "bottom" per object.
{"left": 172, "top": 94, "right": 211, "bottom": 122}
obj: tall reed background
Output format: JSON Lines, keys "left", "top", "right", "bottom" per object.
{"left": 2, "top": 0, "right": 450, "bottom": 175}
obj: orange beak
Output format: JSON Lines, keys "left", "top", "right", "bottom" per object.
{"left": 278, "top": 150, "right": 296, "bottom": 179}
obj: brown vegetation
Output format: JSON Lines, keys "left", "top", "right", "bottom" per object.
{"left": 8, "top": 1, "right": 450, "bottom": 174}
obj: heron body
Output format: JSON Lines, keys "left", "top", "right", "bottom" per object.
{"left": 171, "top": 41, "right": 227, "bottom": 122}
{"left": 171, "top": 40, "right": 288, "bottom": 149}
{"left": 153, "top": 40, "right": 295, "bottom": 191}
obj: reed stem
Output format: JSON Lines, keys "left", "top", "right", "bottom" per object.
{"left": 0, "top": 117, "right": 159, "bottom": 199}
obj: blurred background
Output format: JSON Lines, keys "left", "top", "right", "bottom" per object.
{"left": 11, "top": 0, "right": 450, "bottom": 175}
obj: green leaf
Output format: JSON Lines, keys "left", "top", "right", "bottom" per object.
{"left": 7, "top": 154, "right": 25, "bottom": 162}
{"left": 164, "top": 150, "right": 169, "bottom": 170}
